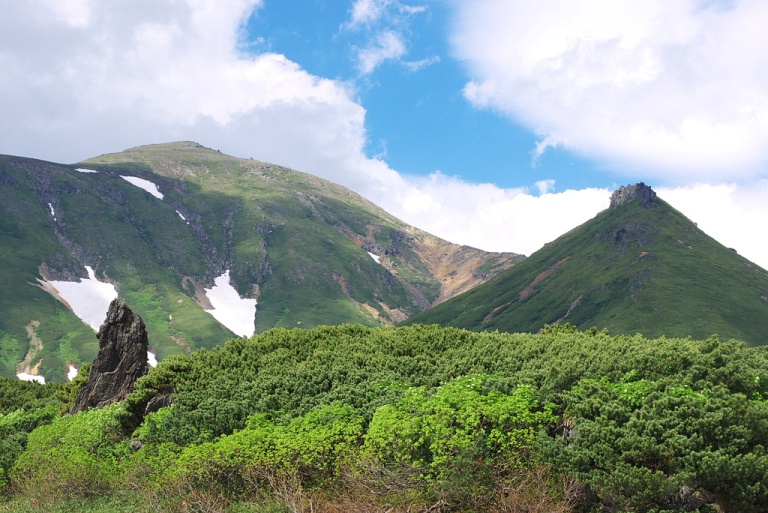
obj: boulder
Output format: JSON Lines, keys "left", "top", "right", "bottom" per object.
{"left": 71, "top": 299, "right": 148, "bottom": 413}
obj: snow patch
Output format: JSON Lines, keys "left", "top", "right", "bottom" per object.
{"left": 367, "top": 252, "right": 381, "bottom": 264}
{"left": 42, "top": 266, "right": 118, "bottom": 331}
{"left": 147, "top": 351, "right": 158, "bottom": 367}
{"left": 17, "top": 372, "right": 45, "bottom": 384}
{"left": 48, "top": 202, "right": 56, "bottom": 221}
{"left": 121, "top": 175, "right": 164, "bottom": 199}
{"left": 176, "top": 210, "right": 186, "bottom": 220}
{"left": 67, "top": 365, "right": 78, "bottom": 381}
{"left": 75, "top": 168, "right": 98, "bottom": 173}
{"left": 204, "top": 270, "right": 257, "bottom": 338}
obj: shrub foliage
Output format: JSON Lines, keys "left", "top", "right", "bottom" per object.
{"left": 3, "top": 324, "right": 768, "bottom": 512}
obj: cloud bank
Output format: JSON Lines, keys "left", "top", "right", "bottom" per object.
{"left": 450, "top": 0, "right": 768, "bottom": 182}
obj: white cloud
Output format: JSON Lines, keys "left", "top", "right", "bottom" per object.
{"left": 357, "top": 30, "right": 407, "bottom": 74}
{"left": 535, "top": 179, "right": 555, "bottom": 195}
{"left": 374, "top": 172, "right": 610, "bottom": 257}
{"left": 0, "top": 0, "right": 367, "bottom": 173}
{"left": 450, "top": 0, "right": 768, "bottom": 181}
{"left": 344, "top": 0, "right": 430, "bottom": 75}
{"left": 403, "top": 55, "right": 441, "bottom": 72}
{"left": 347, "top": 0, "right": 389, "bottom": 28}
{"left": 346, "top": 0, "right": 427, "bottom": 30}
{"left": 658, "top": 181, "right": 768, "bottom": 269}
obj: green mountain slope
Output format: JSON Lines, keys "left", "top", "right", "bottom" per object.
{"left": 0, "top": 142, "right": 520, "bottom": 381}
{"left": 405, "top": 184, "right": 768, "bottom": 345}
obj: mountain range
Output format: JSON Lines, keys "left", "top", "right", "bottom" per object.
{"left": 0, "top": 142, "right": 521, "bottom": 382}
{"left": 3, "top": 142, "right": 768, "bottom": 384}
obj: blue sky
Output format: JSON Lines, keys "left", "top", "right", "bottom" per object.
{"left": 244, "top": 0, "right": 609, "bottom": 191}
{"left": 1, "top": 0, "right": 767, "bottom": 268}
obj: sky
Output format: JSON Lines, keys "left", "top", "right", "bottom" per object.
{"left": 2, "top": 0, "right": 768, "bottom": 269}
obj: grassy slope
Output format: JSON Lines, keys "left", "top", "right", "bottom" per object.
{"left": 84, "top": 143, "right": 429, "bottom": 330}
{"left": 0, "top": 157, "right": 100, "bottom": 379}
{"left": 405, "top": 199, "right": 768, "bottom": 345}
{"left": 0, "top": 153, "right": 259, "bottom": 379}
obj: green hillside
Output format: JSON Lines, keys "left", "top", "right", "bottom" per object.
{"left": 3, "top": 324, "right": 768, "bottom": 511}
{"left": 404, "top": 186, "right": 768, "bottom": 345}
{"left": 0, "top": 142, "right": 519, "bottom": 381}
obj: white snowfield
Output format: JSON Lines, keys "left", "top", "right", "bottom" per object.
{"left": 120, "top": 175, "right": 164, "bottom": 199}
{"left": 67, "top": 365, "right": 78, "bottom": 381}
{"left": 17, "top": 372, "right": 45, "bottom": 384}
{"left": 48, "top": 202, "right": 56, "bottom": 221}
{"left": 367, "top": 252, "right": 381, "bottom": 264}
{"left": 45, "top": 266, "right": 118, "bottom": 331}
{"left": 148, "top": 351, "right": 158, "bottom": 367}
{"left": 204, "top": 270, "right": 257, "bottom": 338}
{"left": 75, "top": 168, "right": 98, "bottom": 173}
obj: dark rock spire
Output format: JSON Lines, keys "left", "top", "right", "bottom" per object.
{"left": 71, "top": 299, "right": 148, "bottom": 414}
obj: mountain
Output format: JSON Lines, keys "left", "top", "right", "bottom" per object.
{"left": 0, "top": 142, "right": 522, "bottom": 381}
{"left": 405, "top": 183, "right": 768, "bottom": 346}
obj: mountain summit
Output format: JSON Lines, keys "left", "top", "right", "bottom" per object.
{"left": 609, "top": 182, "right": 656, "bottom": 209}
{"left": 0, "top": 142, "right": 521, "bottom": 381}
{"left": 405, "top": 183, "right": 768, "bottom": 345}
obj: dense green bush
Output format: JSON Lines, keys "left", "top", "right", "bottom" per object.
{"left": 5, "top": 324, "right": 768, "bottom": 511}
{"left": 13, "top": 403, "right": 125, "bottom": 501}
{"left": 363, "top": 376, "right": 555, "bottom": 480}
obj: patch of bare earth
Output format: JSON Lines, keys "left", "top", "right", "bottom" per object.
{"left": 519, "top": 257, "right": 571, "bottom": 300}
{"left": 18, "top": 320, "right": 44, "bottom": 376}
{"left": 405, "top": 230, "right": 522, "bottom": 305}
{"left": 182, "top": 276, "right": 214, "bottom": 310}
{"left": 484, "top": 256, "right": 571, "bottom": 323}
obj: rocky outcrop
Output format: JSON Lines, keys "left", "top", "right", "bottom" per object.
{"left": 609, "top": 182, "right": 657, "bottom": 209}
{"left": 71, "top": 300, "right": 148, "bottom": 413}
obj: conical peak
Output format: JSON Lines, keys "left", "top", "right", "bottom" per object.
{"left": 609, "top": 182, "right": 656, "bottom": 209}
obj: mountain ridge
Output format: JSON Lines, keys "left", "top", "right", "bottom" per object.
{"left": 404, "top": 183, "right": 768, "bottom": 346}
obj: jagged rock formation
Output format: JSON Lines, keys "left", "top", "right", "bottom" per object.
{"left": 609, "top": 182, "right": 657, "bottom": 209}
{"left": 71, "top": 300, "right": 148, "bottom": 413}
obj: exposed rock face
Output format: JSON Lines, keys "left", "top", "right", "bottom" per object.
{"left": 609, "top": 182, "right": 657, "bottom": 209}
{"left": 71, "top": 300, "right": 148, "bottom": 414}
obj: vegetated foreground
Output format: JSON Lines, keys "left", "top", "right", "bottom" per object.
{"left": 2, "top": 324, "right": 768, "bottom": 512}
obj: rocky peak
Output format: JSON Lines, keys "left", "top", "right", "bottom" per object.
{"left": 609, "top": 182, "right": 657, "bottom": 209}
{"left": 71, "top": 300, "right": 149, "bottom": 414}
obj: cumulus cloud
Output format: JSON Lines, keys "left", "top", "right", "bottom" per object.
{"left": 658, "top": 181, "right": 768, "bottom": 269}
{"left": 344, "top": 0, "right": 432, "bottom": 74}
{"left": 450, "top": 0, "right": 768, "bottom": 181}
{"left": 0, "top": 0, "right": 375, "bottom": 187}
{"left": 356, "top": 30, "right": 407, "bottom": 74}
{"left": 374, "top": 172, "right": 610, "bottom": 257}
{"left": 346, "top": 0, "right": 389, "bottom": 28}
{"left": 346, "top": 0, "right": 427, "bottom": 29}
